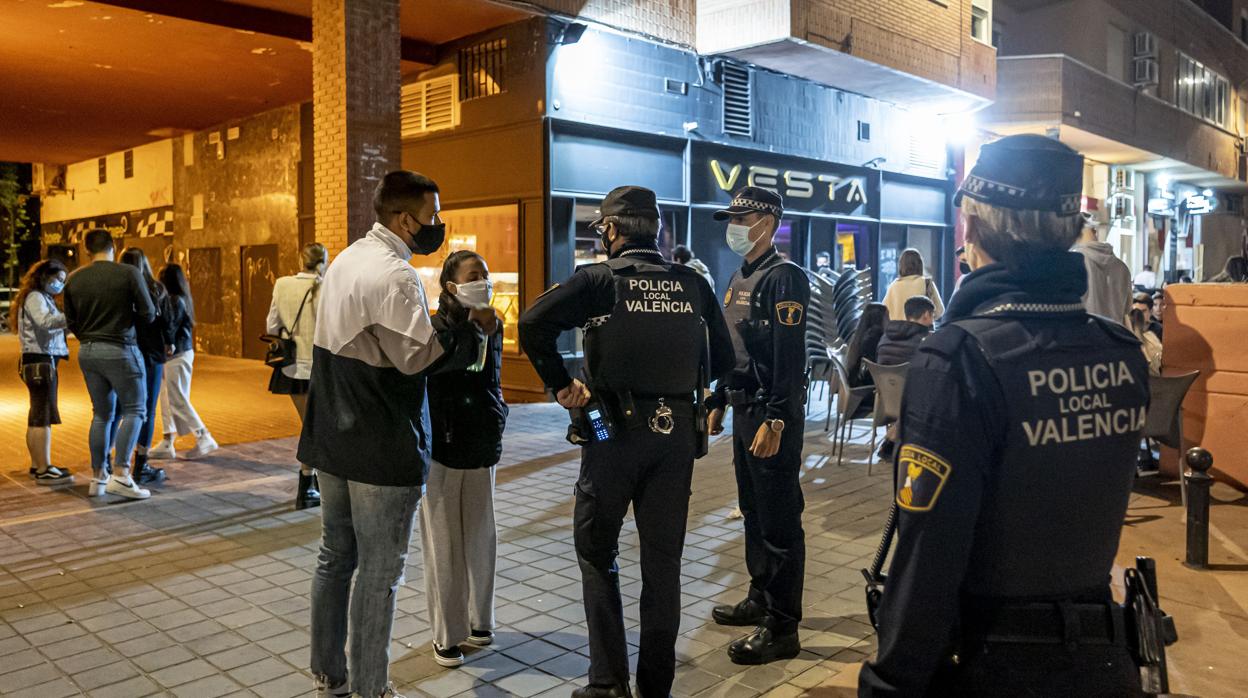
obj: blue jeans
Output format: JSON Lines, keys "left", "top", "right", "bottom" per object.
{"left": 78, "top": 342, "right": 146, "bottom": 477}
{"left": 106, "top": 358, "right": 163, "bottom": 453}
{"left": 311, "top": 472, "right": 421, "bottom": 697}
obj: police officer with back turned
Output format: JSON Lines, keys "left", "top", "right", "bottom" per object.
{"left": 706, "top": 186, "right": 810, "bottom": 665}
{"left": 858, "top": 135, "right": 1149, "bottom": 697}
{"left": 518, "top": 185, "right": 733, "bottom": 698}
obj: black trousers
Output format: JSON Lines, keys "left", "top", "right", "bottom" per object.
{"left": 574, "top": 416, "right": 697, "bottom": 696}
{"left": 732, "top": 406, "right": 805, "bottom": 635}
{"left": 932, "top": 640, "right": 1144, "bottom": 697}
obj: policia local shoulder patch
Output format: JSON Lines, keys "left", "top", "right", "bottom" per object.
{"left": 896, "top": 445, "right": 952, "bottom": 512}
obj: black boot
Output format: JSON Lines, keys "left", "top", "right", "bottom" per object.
{"left": 296, "top": 472, "right": 321, "bottom": 510}
{"left": 712, "top": 597, "right": 767, "bottom": 626}
{"left": 571, "top": 685, "right": 631, "bottom": 698}
{"left": 134, "top": 454, "right": 166, "bottom": 485}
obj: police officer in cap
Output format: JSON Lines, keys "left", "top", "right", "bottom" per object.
{"left": 706, "top": 186, "right": 810, "bottom": 664}
{"left": 519, "top": 185, "right": 733, "bottom": 698}
{"left": 858, "top": 134, "right": 1149, "bottom": 696}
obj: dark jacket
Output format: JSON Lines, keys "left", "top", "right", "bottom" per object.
{"left": 63, "top": 261, "right": 156, "bottom": 345}
{"left": 845, "top": 326, "right": 883, "bottom": 388}
{"left": 428, "top": 308, "right": 508, "bottom": 470}
{"left": 875, "top": 320, "right": 930, "bottom": 367}
{"left": 167, "top": 295, "right": 194, "bottom": 355}
{"left": 135, "top": 285, "right": 176, "bottom": 364}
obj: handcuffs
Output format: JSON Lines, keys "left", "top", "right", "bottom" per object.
{"left": 648, "top": 398, "right": 675, "bottom": 435}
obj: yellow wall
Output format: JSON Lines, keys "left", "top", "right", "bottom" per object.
{"left": 41, "top": 139, "right": 173, "bottom": 223}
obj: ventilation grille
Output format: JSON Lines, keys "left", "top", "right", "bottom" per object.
{"left": 908, "top": 131, "right": 944, "bottom": 172}
{"left": 722, "top": 63, "right": 752, "bottom": 138}
{"left": 401, "top": 75, "right": 460, "bottom": 138}
{"left": 459, "top": 39, "right": 506, "bottom": 101}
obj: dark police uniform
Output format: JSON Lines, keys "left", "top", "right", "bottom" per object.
{"left": 859, "top": 135, "right": 1149, "bottom": 697}
{"left": 518, "top": 187, "right": 734, "bottom": 698}
{"left": 708, "top": 188, "right": 810, "bottom": 658}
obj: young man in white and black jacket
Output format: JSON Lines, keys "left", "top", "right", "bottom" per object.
{"left": 300, "top": 171, "right": 496, "bottom": 698}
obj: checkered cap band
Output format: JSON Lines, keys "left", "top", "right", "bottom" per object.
{"left": 730, "top": 197, "right": 783, "bottom": 218}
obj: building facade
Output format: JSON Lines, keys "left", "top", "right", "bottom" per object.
{"left": 987, "top": 0, "right": 1248, "bottom": 282}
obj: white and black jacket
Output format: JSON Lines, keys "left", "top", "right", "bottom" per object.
{"left": 297, "top": 223, "right": 482, "bottom": 487}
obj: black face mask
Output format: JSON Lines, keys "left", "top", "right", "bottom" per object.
{"left": 406, "top": 220, "right": 446, "bottom": 255}
{"left": 959, "top": 260, "right": 972, "bottom": 275}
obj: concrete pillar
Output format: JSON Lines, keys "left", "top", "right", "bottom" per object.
{"left": 312, "top": 0, "right": 401, "bottom": 255}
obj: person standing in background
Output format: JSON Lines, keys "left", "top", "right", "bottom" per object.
{"left": 672, "top": 244, "right": 715, "bottom": 291}
{"left": 267, "top": 242, "right": 329, "bottom": 509}
{"left": 149, "top": 263, "right": 218, "bottom": 460}
{"left": 63, "top": 229, "right": 156, "bottom": 499}
{"left": 119, "top": 248, "right": 174, "bottom": 486}
{"left": 881, "top": 249, "right": 943, "bottom": 322}
{"left": 421, "top": 250, "right": 508, "bottom": 668}
{"left": 12, "top": 259, "right": 73, "bottom": 486}
{"left": 1133, "top": 264, "right": 1157, "bottom": 291}
{"left": 1075, "top": 214, "right": 1132, "bottom": 323}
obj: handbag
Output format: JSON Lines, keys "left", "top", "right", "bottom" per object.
{"left": 261, "top": 283, "right": 315, "bottom": 369}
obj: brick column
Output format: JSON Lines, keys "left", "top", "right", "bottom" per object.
{"left": 312, "top": 0, "right": 401, "bottom": 255}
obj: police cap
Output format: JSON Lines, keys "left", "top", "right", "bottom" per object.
{"left": 713, "top": 186, "right": 784, "bottom": 221}
{"left": 955, "top": 134, "right": 1084, "bottom": 216}
{"left": 590, "top": 185, "right": 660, "bottom": 228}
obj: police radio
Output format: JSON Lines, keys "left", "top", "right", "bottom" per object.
{"left": 584, "top": 403, "right": 616, "bottom": 442}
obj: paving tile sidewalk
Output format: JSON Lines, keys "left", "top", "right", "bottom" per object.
{"left": 1, "top": 330, "right": 1245, "bottom": 697}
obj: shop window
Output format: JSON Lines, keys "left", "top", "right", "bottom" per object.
{"left": 411, "top": 204, "right": 521, "bottom": 353}
{"left": 458, "top": 39, "right": 506, "bottom": 101}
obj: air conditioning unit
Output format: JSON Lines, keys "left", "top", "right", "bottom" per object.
{"left": 1133, "top": 31, "right": 1157, "bottom": 58}
{"left": 400, "top": 75, "right": 460, "bottom": 138}
{"left": 1133, "top": 57, "right": 1159, "bottom": 87}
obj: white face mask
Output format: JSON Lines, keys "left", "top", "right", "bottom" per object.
{"left": 726, "top": 221, "right": 760, "bottom": 256}
{"left": 451, "top": 279, "right": 493, "bottom": 309}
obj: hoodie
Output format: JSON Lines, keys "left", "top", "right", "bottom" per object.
{"left": 875, "top": 320, "right": 931, "bottom": 366}
{"left": 1076, "top": 241, "right": 1132, "bottom": 324}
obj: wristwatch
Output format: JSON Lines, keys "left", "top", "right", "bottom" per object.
{"left": 765, "top": 418, "right": 785, "bottom": 433}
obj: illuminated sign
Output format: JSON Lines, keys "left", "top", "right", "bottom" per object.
{"left": 1183, "top": 193, "right": 1216, "bottom": 215}
{"left": 693, "top": 142, "right": 873, "bottom": 216}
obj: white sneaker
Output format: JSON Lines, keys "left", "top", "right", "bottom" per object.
{"left": 105, "top": 475, "right": 151, "bottom": 500}
{"left": 184, "top": 433, "right": 219, "bottom": 459}
{"left": 313, "top": 676, "right": 351, "bottom": 698}
{"left": 88, "top": 474, "right": 108, "bottom": 497}
{"left": 149, "top": 439, "right": 176, "bottom": 459}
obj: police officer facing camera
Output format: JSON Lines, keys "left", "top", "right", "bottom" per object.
{"left": 858, "top": 135, "right": 1150, "bottom": 696}
{"left": 706, "top": 186, "right": 810, "bottom": 665}
{"left": 518, "top": 186, "right": 733, "bottom": 698}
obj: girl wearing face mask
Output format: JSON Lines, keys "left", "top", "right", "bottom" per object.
{"left": 10, "top": 259, "right": 73, "bottom": 485}
{"left": 420, "top": 250, "right": 508, "bottom": 668}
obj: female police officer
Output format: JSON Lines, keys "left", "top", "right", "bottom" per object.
{"left": 858, "top": 135, "right": 1149, "bottom": 696}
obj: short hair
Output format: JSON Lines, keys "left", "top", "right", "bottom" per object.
{"left": 84, "top": 229, "right": 114, "bottom": 254}
{"left": 302, "top": 243, "right": 328, "bottom": 271}
{"left": 1143, "top": 264, "right": 1153, "bottom": 271}
{"left": 898, "top": 248, "right": 924, "bottom": 277}
{"left": 815, "top": 250, "right": 831, "bottom": 262}
{"left": 604, "top": 214, "right": 659, "bottom": 240}
{"left": 903, "top": 295, "right": 935, "bottom": 321}
{"left": 1132, "top": 292, "right": 1154, "bottom": 309}
{"left": 961, "top": 197, "right": 1082, "bottom": 268}
{"left": 373, "top": 170, "right": 439, "bottom": 220}
{"left": 672, "top": 244, "right": 693, "bottom": 264}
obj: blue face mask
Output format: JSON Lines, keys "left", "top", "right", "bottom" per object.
{"left": 45, "top": 280, "right": 65, "bottom": 295}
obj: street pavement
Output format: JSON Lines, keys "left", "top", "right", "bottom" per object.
{"left": 1, "top": 335, "right": 1245, "bottom": 697}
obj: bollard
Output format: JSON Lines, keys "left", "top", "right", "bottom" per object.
{"left": 1184, "top": 447, "right": 1214, "bottom": 569}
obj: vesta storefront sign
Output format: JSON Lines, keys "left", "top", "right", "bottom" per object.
{"left": 692, "top": 142, "right": 873, "bottom": 216}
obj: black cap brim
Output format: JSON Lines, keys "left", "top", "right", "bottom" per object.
{"left": 713, "top": 205, "right": 758, "bottom": 221}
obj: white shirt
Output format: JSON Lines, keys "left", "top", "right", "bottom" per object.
{"left": 267, "top": 271, "right": 320, "bottom": 379}
{"left": 882, "top": 275, "right": 944, "bottom": 322}
{"left": 314, "top": 222, "right": 445, "bottom": 375}
{"left": 1133, "top": 270, "right": 1157, "bottom": 289}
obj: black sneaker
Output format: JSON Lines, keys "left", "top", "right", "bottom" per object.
{"left": 33, "top": 466, "right": 74, "bottom": 486}
{"left": 467, "top": 629, "right": 493, "bottom": 646}
{"left": 136, "top": 463, "right": 166, "bottom": 485}
{"left": 433, "top": 643, "right": 464, "bottom": 667}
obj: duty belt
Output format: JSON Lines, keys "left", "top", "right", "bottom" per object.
{"left": 973, "top": 601, "right": 1126, "bottom": 650}
{"left": 725, "top": 389, "right": 765, "bottom": 407}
